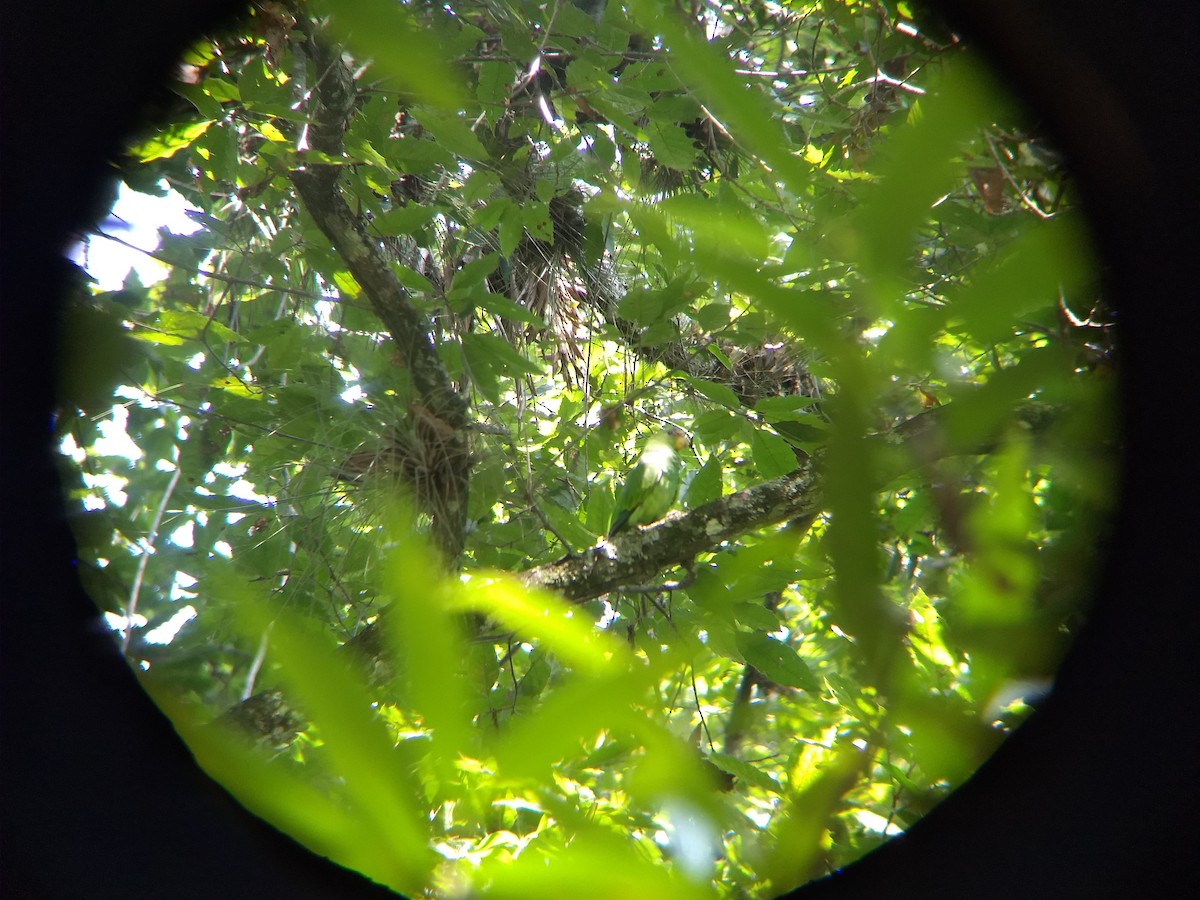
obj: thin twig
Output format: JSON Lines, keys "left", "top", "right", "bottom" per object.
{"left": 122, "top": 463, "right": 184, "bottom": 658}
{"left": 985, "top": 134, "right": 1055, "bottom": 220}
{"left": 125, "top": 390, "right": 341, "bottom": 452}
{"left": 612, "top": 570, "right": 695, "bottom": 594}
{"left": 242, "top": 625, "right": 272, "bottom": 700}
{"left": 93, "top": 230, "right": 334, "bottom": 301}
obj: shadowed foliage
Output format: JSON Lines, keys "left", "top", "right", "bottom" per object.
{"left": 58, "top": 1, "right": 1116, "bottom": 895}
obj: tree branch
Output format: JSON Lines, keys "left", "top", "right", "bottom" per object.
{"left": 287, "top": 31, "right": 471, "bottom": 561}
{"left": 216, "top": 390, "right": 1067, "bottom": 744}
{"left": 521, "top": 455, "right": 823, "bottom": 600}
{"left": 519, "top": 397, "right": 1065, "bottom": 603}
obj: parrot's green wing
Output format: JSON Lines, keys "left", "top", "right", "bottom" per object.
{"left": 608, "top": 428, "right": 688, "bottom": 536}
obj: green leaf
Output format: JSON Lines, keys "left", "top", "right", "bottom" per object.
{"left": 522, "top": 201, "right": 553, "bottom": 242}
{"left": 627, "top": 0, "right": 808, "bottom": 193}
{"left": 695, "top": 302, "right": 732, "bottom": 333}
{"left": 643, "top": 120, "right": 698, "bottom": 170}
{"left": 129, "top": 120, "right": 213, "bottom": 162}
{"left": 209, "top": 375, "right": 264, "bottom": 399}
{"left": 238, "top": 59, "right": 286, "bottom": 108}
{"left": 617, "top": 287, "right": 665, "bottom": 324}
{"left": 682, "top": 375, "right": 741, "bottom": 408}
{"left": 482, "top": 825, "right": 708, "bottom": 899}
{"left": 950, "top": 215, "right": 1093, "bottom": 345}
{"left": 587, "top": 93, "right": 641, "bottom": 137}
{"left": 735, "top": 632, "right": 818, "bottom": 691}
{"left": 691, "top": 409, "right": 740, "bottom": 443}
{"left": 554, "top": 2, "right": 601, "bottom": 36}
{"left": 476, "top": 290, "right": 542, "bottom": 326}
{"left": 661, "top": 193, "right": 772, "bottom": 265}
{"left": 751, "top": 428, "right": 799, "bottom": 479}
{"left": 732, "top": 601, "right": 782, "bottom": 631}
{"left": 202, "top": 77, "right": 240, "bottom": 103}
{"left": 755, "top": 395, "right": 822, "bottom": 421}
{"left": 318, "top": 0, "right": 468, "bottom": 109}
{"left": 683, "top": 455, "right": 722, "bottom": 508}
{"left": 454, "top": 573, "right": 630, "bottom": 677}
{"left": 491, "top": 671, "right": 644, "bottom": 782}
{"left": 838, "top": 56, "right": 1010, "bottom": 287}
{"left": 375, "top": 203, "right": 438, "bottom": 237}
{"left": 412, "top": 107, "right": 489, "bottom": 160}
{"left": 476, "top": 60, "right": 512, "bottom": 106}
{"left": 390, "top": 262, "right": 435, "bottom": 293}
{"left": 473, "top": 196, "right": 513, "bottom": 232}
{"left": 155, "top": 692, "right": 392, "bottom": 887}
{"left": 461, "top": 332, "right": 543, "bottom": 377}
{"left": 59, "top": 303, "right": 146, "bottom": 410}
{"left": 586, "top": 478, "right": 617, "bottom": 534}
{"left": 636, "top": 320, "right": 677, "bottom": 347}
{"left": 451, "top": 253, "right": 500, "bottom": 289}
{"left": 381, "top": 527, "right": 474, "bottom": 767}
{"left": 539, "top": 498, "right": 598, "bottom": 551}
{"left": 331, "top": 270, "right": 361, "bottom": 298}
{"left": 134, "top": 309, "right": 240, "bottom": 345}
{"left": 460, "top": 332, "right": 542, "bottom": 401}
{"left": 707, "top": 751, "right": 782, "bottom": 794}
{"left": 172, "top": 82, "right": 224, "bottom": 119}
{"left": 498, "top": 204, "right": 524, "bottom": 256}
{"left": 384, "top": 133, "right": 456, "bottom": 172}
{"left": 761, "top": 748, "right": 863, "bottom": 892}
{"left": 228, "top": 594, "right": 436, "bottom": 892}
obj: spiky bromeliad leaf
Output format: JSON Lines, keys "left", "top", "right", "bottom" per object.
{"left": 608, "top": 427, "right": 689, "bottom": 537}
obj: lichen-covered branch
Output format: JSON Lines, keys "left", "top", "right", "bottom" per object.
{"left": 521, "top": 455, "right": 824, "bottom": 600}
{"left": 216, "top": 376, "right": 1069, "bottom": 744}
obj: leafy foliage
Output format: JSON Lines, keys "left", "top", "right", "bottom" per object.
{"left": 58, "top": 0, "right": 1117, "bottom": 896}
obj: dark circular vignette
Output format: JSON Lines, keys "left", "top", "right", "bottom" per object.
{"left": 2, "top": 3, "right": 390, "bottom": 897}
{"left": 1, "top": 2, "right": 1194, "bottom": 898}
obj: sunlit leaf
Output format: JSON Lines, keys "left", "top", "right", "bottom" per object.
{"left": 129, "top": 120, "right": 213, "bottom": 161}
{"left": 453, "top": 573, "right": 629, "bottom": 677}
{"left": 228, "top": 594, "right": 437, "bottom": 893}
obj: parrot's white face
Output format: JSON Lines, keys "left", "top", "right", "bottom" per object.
{"left": 607, "top": 427, "right": 689, "bottom": 536}
{"left": 638, "top": 439, "right": 679, "bottom": 475}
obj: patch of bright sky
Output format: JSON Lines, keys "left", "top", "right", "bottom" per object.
{"left": 206, "top": 460, "right": 276, "bottom": 506}
{"left": 144, "top": 605, "right": 198, "bottom": 645}
{"left": 654, "top": 800, "right": 720, "bottom": 880}
{"left": 72, "top": 181, "right": 202, "bottom": 291}
{"left": 91, "top": 405, "right": 145, "bottom": 461}
{"left": 854, "top": 808, "right": 904, "bottom": 837}
{"left": 65, "top": 186, "right": 251, "bottom": 650}
{"left": 862, "top": 321, "right": 892, "bottom": 343}
{"left": 229, "top": 477, "right": 274, "bottom": 506}
{"left": 104, "top": 611, "right": 148, "bottom": 634}
{"left": 81, "top": 474, "right": 130, "bottom": 510}
{"left": 114, "top": 383, "right": 170, "bottom": 409}
{"left": 103, "top": 603, "right": 198, "bottom": 646}
{"left": 170, "top": 519, "right": 195, "bottom": 549}
{"left": 59, "top": 420, "right": 138, "bottom": 510}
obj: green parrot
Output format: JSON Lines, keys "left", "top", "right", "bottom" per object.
{"left": 608, "top": 427, "right": 689, "bottom": 537}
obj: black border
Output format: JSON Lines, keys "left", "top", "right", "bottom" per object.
{"left": 2, "top": 1, "right": 1195, "bottom": 897}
